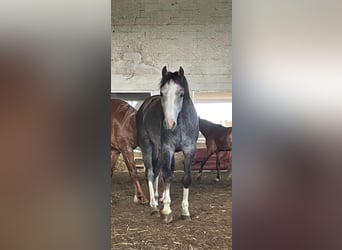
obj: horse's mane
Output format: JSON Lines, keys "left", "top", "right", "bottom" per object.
{"left": 160, "top": 71, "right": 190, "bottom": 98}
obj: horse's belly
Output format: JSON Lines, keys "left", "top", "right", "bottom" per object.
{"left": 216, "top": 141, "right": 231, "bottom": 151}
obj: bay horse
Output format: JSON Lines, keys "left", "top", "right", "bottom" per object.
{"left": 111, "top": 98, "right": 148, "bottom": 204}
{"left": 197, "top": 118, "right": 232, "bottom": 182}
{"left": 136, "top": 66, "right": 199, "bottom": 223}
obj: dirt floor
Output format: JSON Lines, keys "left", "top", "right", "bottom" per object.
{"left": 111, "top": 171, "right": 232, "bottom": 250}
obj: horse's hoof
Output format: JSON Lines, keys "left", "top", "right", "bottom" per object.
{"left": 133, "top": 195, "right": 149, "bottom": 205}
{"left": 215, "top": 178, "right": 220, "bottom": 182}
{"left": 161, "top": 213, "right": 173, "bottom": 223}
{"left": 181, "top": 214, "right": 191, "bottom": 221}
{"left": 151, "top": 209, "right": 161, "bottom": 217}
{"left": 140, "top": 197, "right": 149, "bottom": 205}
{"left": 133, "top": 195, "right": 139, "bottom": 204}
{"left": 137, "top": 200, "right": 149, "bottom": 205}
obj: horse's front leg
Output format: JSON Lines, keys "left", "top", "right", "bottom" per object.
{"left": 141, "top": 147, "right": 160, "bottom": 215}
{"left": 215, "top": 151, "right": 221, "bottom": 182}
{"left": 158, "top": 154, "right": 174, "bottom": 203}
{"left": 181, "top": 146, "right": 196, "bottom": 220}
{"left": 171, "top": 154, "right": 175, "bottom": 179}
{"left": 154, "top": 172, "right": 165, "bottom": 202}
{"left": 146, "top": 166, "right": 160, "bottom": 215}
{"left": 159, "top": 147, "right": 174, "bottom": 223}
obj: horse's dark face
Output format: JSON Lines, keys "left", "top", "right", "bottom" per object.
{"left": 160, "top": 66, "right": 185, "bottom": 130}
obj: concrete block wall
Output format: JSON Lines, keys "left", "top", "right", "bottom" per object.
{"left": 111, "top": 0, "right": 232, "bottom": 93}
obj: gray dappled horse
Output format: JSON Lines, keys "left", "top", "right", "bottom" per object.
{"left": 136, "top": 66, "right": 199, "bottom": 223}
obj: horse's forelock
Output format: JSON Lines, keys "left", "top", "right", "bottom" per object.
{"left": 160, "top": 71, "right": 190, "bottom": 96}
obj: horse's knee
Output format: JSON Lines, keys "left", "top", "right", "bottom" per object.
{"left": 182, "top": 174, "right": 192, "bottom": 188}
{"left": 146, "top": 168, "right": 154, "bottom": 181}
{"left": 163, "top": 169, "right": 173, "bottom": 183}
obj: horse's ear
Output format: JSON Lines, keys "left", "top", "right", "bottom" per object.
{"left": 162, "top": 66, "right": 167, "bottom": 78}
{"left": 178, "top": 66, "right": 184, "bottom": 78}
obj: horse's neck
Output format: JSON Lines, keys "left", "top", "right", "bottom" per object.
{"left": 179, "top": 97, "right": 197, "bottom": 124}
{"left": 182, "top": 97, "right": 195, "bottom": 112}
{"left": 199, "top": 121, "right": 213, "bottom": 137}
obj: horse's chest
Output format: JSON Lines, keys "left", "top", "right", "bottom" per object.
{"left": 163, "top": 129, "right": 181, "bottom": 142}
{"left": 163, "top": 129, "right": 186, "bottom": 145}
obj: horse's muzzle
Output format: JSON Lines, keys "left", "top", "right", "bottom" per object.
{"left": 163, "top": 118, "right": 176, "bottom": 130}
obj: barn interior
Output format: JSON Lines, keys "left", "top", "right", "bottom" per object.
{"left": 112, "top": 0, "right": 232, "bottom": 173}
{"left": 112, "top": 1, "right": 232, "bottom": 249}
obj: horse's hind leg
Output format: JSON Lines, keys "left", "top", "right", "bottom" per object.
{"left": 227, "top": 151, "right": 232, "bottom": 183}
{"left": 121, "top": 148, "right": 148, "bottom": 204}
{"left": 215, "top": 151, "right": 221, "bottom": 182}
{"left": 197, "top": 151, "right": 213, "bottom": 181}
{"left": 111, "top": 149, "right": 120, "bottom": 177}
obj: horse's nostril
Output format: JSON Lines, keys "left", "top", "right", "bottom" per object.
{"left": 167, "top": 118, "right": 175, "bottom": 129}
{"left": 163, "top": 118, "right": 176, "bottom": 129}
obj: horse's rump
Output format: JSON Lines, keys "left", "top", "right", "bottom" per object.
{"left": 214, "top": 126, "right": 232, "bottom": 151}
{"left": 111, "top": 98, "right": 137, "bottom": 148}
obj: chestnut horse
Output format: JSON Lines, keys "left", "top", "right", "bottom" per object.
{"left": 197, "top": 118, "right": 232, "bottom": 182}
{"left": 111, "top": 98, "right": 148, "bottom": 204}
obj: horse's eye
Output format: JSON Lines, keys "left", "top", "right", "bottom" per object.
{"left": 160, "top": 92, "right": 163, "bottom": 96}
{"left": 180, "top": 93, "right": 184, "bottom": 98}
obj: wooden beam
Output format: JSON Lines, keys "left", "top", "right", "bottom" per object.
{"left": 194, "top": 91, "right": 232, "bottom": 103}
